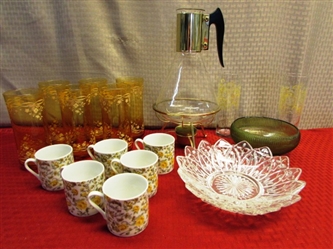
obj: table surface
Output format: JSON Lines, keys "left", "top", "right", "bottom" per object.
{"left": 0, "top": 127, "right": 332, "bottom": 249}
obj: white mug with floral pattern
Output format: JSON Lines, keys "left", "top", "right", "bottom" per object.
{"left": 24, "top": 144, "right": 74, "bottom": 191}
{"left": 87, "top": 138, "right": 128, "bottom": 179}
{"left": 88, "top": 173, "right": 149, "bottom": 237}
{"left": 111, "top": 150, "right": 158, "bottom": 198}
{"left": 61, "top": 160, "right": 105, "bottom": 217}
{"left": 134, "top": 133, "right": 175, "bottom": 174}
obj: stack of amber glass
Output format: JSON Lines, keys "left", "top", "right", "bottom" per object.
{"left": 3, "top": 77, "right": 144, "bottom": 164}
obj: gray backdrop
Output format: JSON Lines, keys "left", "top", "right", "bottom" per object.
{"left": 1, "top": 0, "right": 332, "bottom": 129}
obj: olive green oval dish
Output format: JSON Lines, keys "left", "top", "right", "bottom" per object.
{"left": 230, "top": 117, "right": 300, "bottom": 155}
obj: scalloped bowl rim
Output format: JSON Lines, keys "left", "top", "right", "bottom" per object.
{"left": 176, "top": 139, "right": 306, "bottom": 215}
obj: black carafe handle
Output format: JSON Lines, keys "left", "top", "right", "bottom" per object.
{"left": 209, "top": 8, "right": 225, "bottom": 67}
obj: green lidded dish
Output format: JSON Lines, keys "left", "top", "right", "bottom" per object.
{"left": 230, "top": 116, "right": 300, "bottom": 155}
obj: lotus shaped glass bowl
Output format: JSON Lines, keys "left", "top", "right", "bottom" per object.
{"left": 177, "top": 139, "right": 306, "bottom": 215}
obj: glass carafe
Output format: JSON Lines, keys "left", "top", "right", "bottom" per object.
{"left": 153, "top": 8, "right": 225, "bottom": 127}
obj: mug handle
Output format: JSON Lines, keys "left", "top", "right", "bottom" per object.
{"left": 24, "top": 158, "right": 41, "bottom": 181}
{"left": 88, "top": 191, "right": 106, "bottom": 220}
{"left": 134, "top": 138, "right": 144, "bottom": 150}
{"left": 110, "top": 158, "right": 123, "bottom": 174}
{"left": 87, "top": 145, "right": 96, "bottom": 160}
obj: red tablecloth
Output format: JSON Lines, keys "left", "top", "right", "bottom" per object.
{"left": 0, "top": 127, "right": 332, "bottom": 249}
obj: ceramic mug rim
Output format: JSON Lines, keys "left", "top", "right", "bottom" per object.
{"left": 120, "top": 150, "right": 158, "bottom": 169}
{"left": 34, "top": 144, "right": 73, "bottom": 161}
{"left": 90, "top": 139, "right": 128, "bottom": 154}
{"left": 142, "top": 133, "right": 175, "bottom": 147}
{"left": 102, "top": 173, "right": 148, "bottom": 201}
{"left": 61, "top": 160, "right": 104, "bottom": 183}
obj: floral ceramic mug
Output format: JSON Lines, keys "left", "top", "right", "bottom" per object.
{"left": 88, "top": 173, "right": 149, "bottom": 237}
{"left": 87, "top": 138, "right": 128, "bottom": 179}
{"left": 24, "top": 144, "right": 74, "bottom": 191}
{"left": 111, "top": 150, "right": 158, "bottom": 198}
{"left": 134, "top": 133, "right": 175, "bottom": 174}
{"left": 61, "top": 160, "right": 105, "bottom": 217}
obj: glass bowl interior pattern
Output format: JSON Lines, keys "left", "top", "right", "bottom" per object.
{"left": 176, "top": 139, "right": 306, "bottom": 215}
